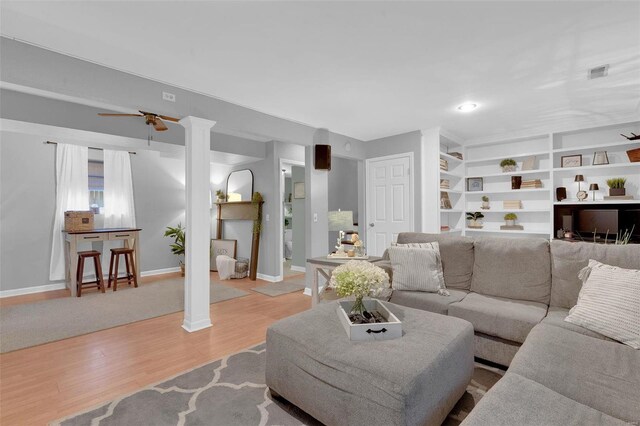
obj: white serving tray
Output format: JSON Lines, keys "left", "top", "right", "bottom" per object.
{"left": 336, "top": 300, "right": 402, "bottom": 341}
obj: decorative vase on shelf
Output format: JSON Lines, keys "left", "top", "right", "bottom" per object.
{"left": 502, "top": 165, "right": 516, "bottom": 172}
{"left": 506, "top": 219, "right": 515, "bottom": 226}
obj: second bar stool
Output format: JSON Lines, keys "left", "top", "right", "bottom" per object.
{"left": 76, "top": 250, "right": 106, "bottom": 297}
{"left": 108, "top": 247, "right": 138, "bottom": 291}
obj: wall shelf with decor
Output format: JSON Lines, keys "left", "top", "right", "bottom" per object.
{"left": 434, "top": 131, "right": 466, "bottom": 234}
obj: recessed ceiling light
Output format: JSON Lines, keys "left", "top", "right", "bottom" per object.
{"left": 457, "top": 102, "right": 478, "bottom": 112}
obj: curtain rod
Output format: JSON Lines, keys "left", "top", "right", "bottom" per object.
{"left": 44, "top": 141, "right": 136, "bottom": 155}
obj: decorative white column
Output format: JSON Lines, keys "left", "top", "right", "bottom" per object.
{"left": 180, "top": 116, "right": 216, "bottom": 332}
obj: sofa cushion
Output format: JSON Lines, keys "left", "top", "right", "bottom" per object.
{"left": 389, "top": 289, "right": 468, "bottom": 315}
{"left": 509, "top": 323, "right": 640, "bottom": 423}
{"left": 460, "top": 372, "right": 628, "bottom": 426}
{"left": 470, "top": 237, "right": 551, "bottom": 304}
{"left": 550, "top": 239, "right": 640, "bottom": 309}
{"left": 541, "top": 307, "right": 612, "bottom": 341}
{"left": 388, "top": 244, "right": 447, "bottom": 294}
{"left": 396, "top": 233, "right": 474, "bottom": 290}
{"left": 565, "top": 259, "right": 640, "bottom": 349}
{"left": 448, "top": 292, "right": 547, "bottom": 344}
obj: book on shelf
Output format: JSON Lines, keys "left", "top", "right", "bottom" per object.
{"left": 448, "top": 152, "right": 463, "bottom": 160}
{"left": 503, "top": 200, "right": 522, "bottom": 209}
{"left": 440, "top": 159, "right": 448, "bottom": 171}
{"left": 440, "top": 179, "right": 450, "bottom": 189}
{"left": 603, "top": 195, "right": 634, "bottom": 200}
{"left": 500, "top": 225, "right": 524, "bottom": 230}
{"left": 520, "top": 179, "right": 543, "bottom": 189}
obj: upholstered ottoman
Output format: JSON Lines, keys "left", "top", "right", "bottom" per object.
{"left": 266, "top": 302, "right": 474, "bottom": 426}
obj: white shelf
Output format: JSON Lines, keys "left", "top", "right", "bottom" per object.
{"left": 441, "top": 228, "right": 462, "bottom": 233}
{"left": 475, "top": 208, "right": 551, "bottom": 213}
{"left": 440, "top": 170, "right": 463, "bottom": 179}
{"left": 441, "top": 209, "right": 463, "bottom": 213}
{"left": 465, "top": 188, "right": 549, "bottom": 195}
{"left": 465, "top": 151, "right": 549, "bottom": 165}
{"left": 476, "top": 169, "right": 550, "bottom": 178}
{"left": 554, "top": 200, "right": 639, "bottom": 205}
{"left": 553, "top": 163, "right": 640, "bottom": 173}
{"left": 441, "top": 189, "right": 463, "bottom": 194}
{"left": 553, "top": 140, "right": 640, "bottom": 154}
{"left": 440, "top": 152, "right": 464, "bottom": 163}
{"left": 464, "top": 227, "right": 550, "bottom": 235}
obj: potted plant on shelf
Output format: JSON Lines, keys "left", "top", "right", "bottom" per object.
{"left": 215, "top": 189, "right": 227, "bottom": 202}
{"left": 606, "top": 178, "right": 626, "bottom": 197}
{"left": 481, "top": 195, "right": 490, "bottom": 209}
{"left": 500, "top": 158, "right": 517, "bottom": 172}
{"left": 164, "top": 223, "right": 185, "bottom": 276}
{"left": 466, "top": 211, "right": 485, "bottom": 228}
{"left": 504, "top": 213, "right": 518, "bottom": 226}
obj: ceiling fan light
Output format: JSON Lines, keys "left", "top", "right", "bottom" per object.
{"left": 457, "top": 102, "right": 478, "bottom": 112}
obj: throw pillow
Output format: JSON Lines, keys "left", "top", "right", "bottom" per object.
{"left": 388, "top": 243, "right": 449, "bottom": 296}
{"left": 565, "top": 259, "right": 640, "bottom": 349}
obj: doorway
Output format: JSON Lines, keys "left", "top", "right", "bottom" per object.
{"left": 365, "top": 152, "right": 414, "bottom": 256}
{"left": 279, "top": 159, "right": 305, "bottom": 280}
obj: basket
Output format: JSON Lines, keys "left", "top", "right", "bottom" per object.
{"left": 64, "top": 211, "right": 94, "bottom": 231}
{"left": 627, "top": 147, "right": 640, "bottom": 163}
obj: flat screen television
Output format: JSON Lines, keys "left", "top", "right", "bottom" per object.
{"left": 574, "top": 210, "right": 618, "bottom": 236}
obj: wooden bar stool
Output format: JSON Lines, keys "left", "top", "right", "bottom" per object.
{"left": 108, "top": 247, "right": 138, "bottom": 291}
{"left": 76, "top": 250, "right": 106, "bottom": 297}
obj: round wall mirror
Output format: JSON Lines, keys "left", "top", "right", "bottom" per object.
{"left": 226, "top": 169, "right": 254, "bottom": 202}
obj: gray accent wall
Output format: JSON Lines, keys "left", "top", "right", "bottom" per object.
{"left": 291, "top": 165, "right": 306, "bottom": 269}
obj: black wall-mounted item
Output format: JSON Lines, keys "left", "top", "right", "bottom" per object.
{"left": 556, "top": 187, "right": 567, "bottom": 202}
{"left": 314, "top": 144, "right": 331, "bottom": 171}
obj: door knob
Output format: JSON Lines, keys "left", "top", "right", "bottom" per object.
{"left": 369, "top": 223, "right": 375, "bottom": 227}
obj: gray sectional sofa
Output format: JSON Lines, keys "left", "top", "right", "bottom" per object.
{"left": 383, "top": 233, "right": 640, "bottom": 425}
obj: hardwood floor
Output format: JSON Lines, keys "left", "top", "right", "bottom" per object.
{"left": 0, "top": 272, "right": 310, "bottom": 425}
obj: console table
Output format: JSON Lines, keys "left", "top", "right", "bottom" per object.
{"left": 306, "top": 256, "right": 383, "bottom": 306}
{"left": 64, "top": 228, "right": 141, "bottom": 297}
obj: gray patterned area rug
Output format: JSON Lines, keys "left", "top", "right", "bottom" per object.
{"left": 52, "top": 344, "right": 505, "bottom": 426}
{"left": 251, "top": 276, "right": 306, "bottom": 297}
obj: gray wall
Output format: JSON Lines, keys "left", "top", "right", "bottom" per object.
{"left": 365, "top": 130, "right": 422, "bottom": 231}
{"left": 291, "top": 165, "right": 306, "bottom": 269}
{"left": 328, "top": 156, "right": 359, "bottom": 250}
{"left": 0, "top": 131, "right": 187, "bottom": 291}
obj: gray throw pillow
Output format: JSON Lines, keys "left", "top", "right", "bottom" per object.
{"left": 388, "top": 243, "right": 449, "bottom": 296}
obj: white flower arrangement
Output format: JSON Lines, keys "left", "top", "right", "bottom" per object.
{"left": 329, "top": 261, "right": 390, "bottom": 315}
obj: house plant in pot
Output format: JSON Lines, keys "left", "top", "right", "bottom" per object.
{"left": 500, "top": 158, "right": 517, "bottom": 172}
{"left": 481, "top": 196, "right": 490, "bottom": 209}
{"left": 215, "top": 189, "right": 227, "bottom": 202}
{"left": 606, "top": 178, "right": 626, "bottom": 197}
{"left": 466, "top": 211, "right": 485, "bottom": 228}
{"left": 164, "top": 223, "right": 185, "bottom": 276}
{"left": 504, "top": 213, "right": 518, "bottom": 226}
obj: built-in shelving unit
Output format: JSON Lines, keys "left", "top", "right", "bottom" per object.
{"left": 458, "top": 121, "right": 640, "bottom": 239}
{"left": 437, "top": 132, "right": 465, "bottom": 234}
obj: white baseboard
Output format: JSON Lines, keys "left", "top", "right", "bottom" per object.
{"left": 256, "top": 273, "right": 283, "bottom": 282}
{"left": 290, "top": 265, "right": 306, "bottom": 273}
{"left": 141, "top": 267, "right": 181, "bottom": 277}
{"left": 0, "top": 267, "right": 182, "bottom": 298}
{"left": 182, "top": 319, "right": 213, "bottom": 333}
{"left": 0, "top": 283, "right": 67, "bottom": 298}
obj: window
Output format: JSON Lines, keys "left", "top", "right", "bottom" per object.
{"left": 89, "top": 160, "right": 104, "bottom": 212}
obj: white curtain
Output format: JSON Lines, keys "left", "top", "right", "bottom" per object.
{"left": 50, "top": 144, "right": 89, "bottom": 281}
{"left": 103, "top": 150, "right": 136, "bottom": 228}
{"left": 102, "top": 150, "right": 136, "bottom": 270}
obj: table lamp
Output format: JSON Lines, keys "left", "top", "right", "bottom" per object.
{"left": 589, "top": 183, "right": 599, "bottom": 201}
{"left": 574, "top": 175, "right": 586, "bottom": 201}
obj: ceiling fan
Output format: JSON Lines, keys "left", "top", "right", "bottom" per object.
{"left": 98, "top": 110, "right": 180, "bottom": 132}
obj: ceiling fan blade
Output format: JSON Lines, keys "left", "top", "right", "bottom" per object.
{"left": 98, "top": 113, "right": 143, "bottom": 117}
{"left": 157, "top": 114, "right": 180, "bottom": 123}
{"left": 152, "top": 118, "right": 169, "bottom": 131}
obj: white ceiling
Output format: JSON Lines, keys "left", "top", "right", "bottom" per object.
{"left": 1, "top": 1, "right": 639, "bottom": 142}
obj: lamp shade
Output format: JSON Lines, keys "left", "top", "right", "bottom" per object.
{"left": 574, "top": 175, "right": 585, "bottom": 182}
{"left": 589, "top": 183, "right": 599, "bottom": 191}
{"left": 328, "top": 210, "right": 354, "bottom": 231}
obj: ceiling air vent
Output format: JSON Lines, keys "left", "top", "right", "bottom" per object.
{"left": 588, "top": 64, "right": 609, "bottom": 79}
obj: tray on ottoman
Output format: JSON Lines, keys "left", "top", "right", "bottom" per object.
{"left": 266, "top": 301, "right": 474, "bottom": 426}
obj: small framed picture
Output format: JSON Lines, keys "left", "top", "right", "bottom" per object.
{"left": 293, "top": 182, "right": 305, "bottom": 199}
{"left": 466, "top": 177, "right": 484, "bottom": 192}
{"left": 210, "top": 239, "right": 237, "bottom": 271}
{"left": 592, "top": 151, "right": 609, "bottom": 165}
{"left": 561, "top": 154, "right": 582, "bottom": 168}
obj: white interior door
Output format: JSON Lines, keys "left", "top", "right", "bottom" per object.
{"left": 366, "top": 153, "right": 413, "bottom": 256}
